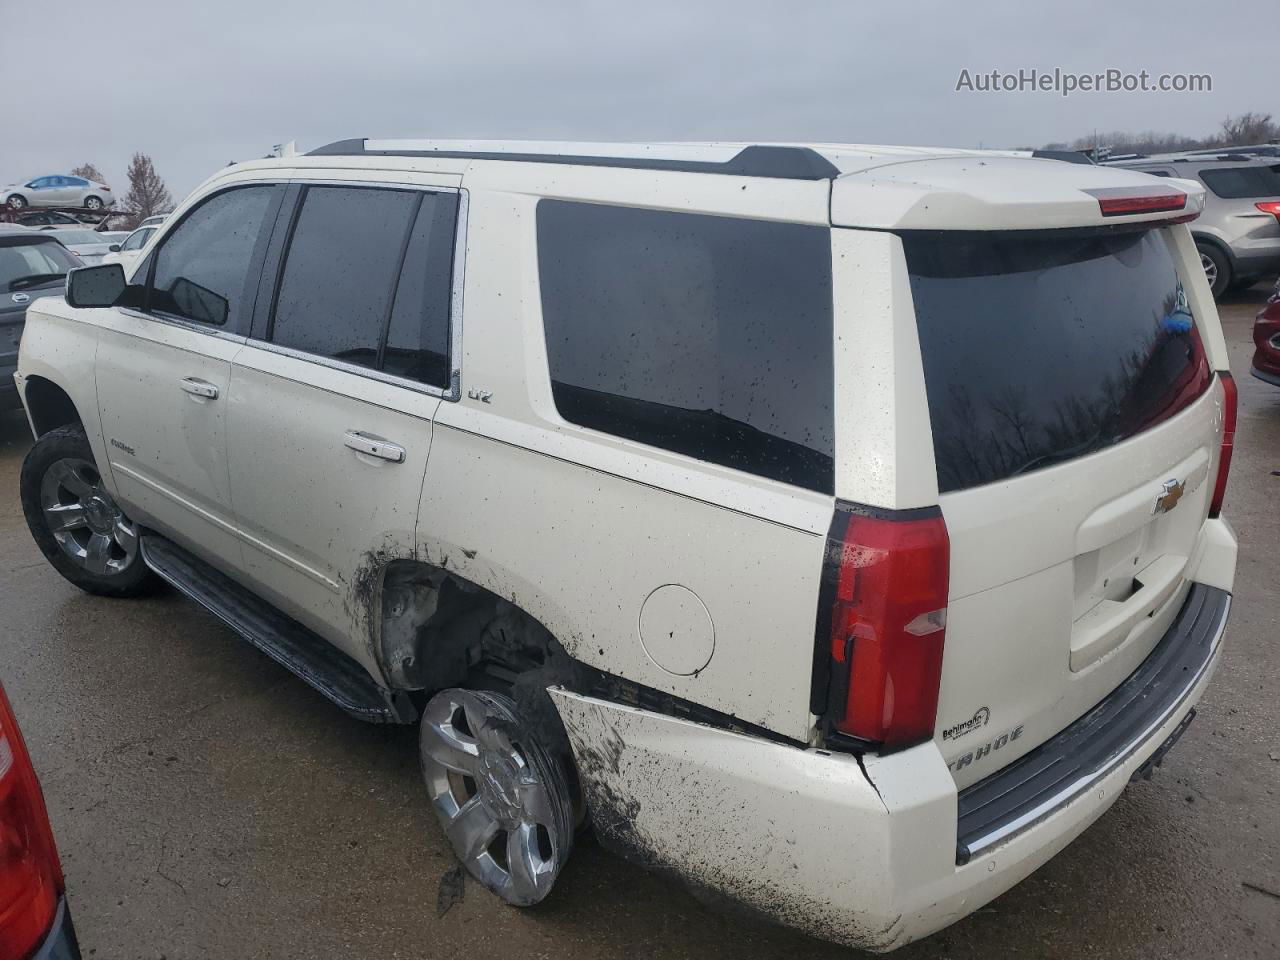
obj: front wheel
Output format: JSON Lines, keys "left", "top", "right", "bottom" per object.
{"left": 20, "top": 425, "right": 157, "bottom": 597}
{"left": 419, "top": 688, "right": 576, "bottom": 907}
{"left": 5, "top": 194, "right": 27, "bottom": 210}
{"left": 83, "top": 196, "right": 103, "bottom": 211}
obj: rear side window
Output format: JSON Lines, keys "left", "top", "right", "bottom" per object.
{"left": 270, "top": 186, "right": 458, "bottom": 388}
{"left": 537, "top": 201, "right": 834, "bottom": 492}
{"left": 149, "top": 185, "right": 280, "bottom": 330}
{"left": 904, "top": 228, "right": 1211, "bottom": 493}
{"left": 1198, "top": 165, "right": 1280, "bottom": 199}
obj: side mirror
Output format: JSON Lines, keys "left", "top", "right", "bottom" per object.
{"left": 66, "top": 263, "right": 127, "bottom": 308}
{"left": 109, "top": 244, "right": 121, "bottom": 252}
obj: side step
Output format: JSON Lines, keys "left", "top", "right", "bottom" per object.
{"left": 140, "top": 534, "right": 416, "bottom": 724}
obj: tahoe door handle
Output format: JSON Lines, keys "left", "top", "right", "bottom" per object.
{"left": 344, "top": 430, "right": 406, "bottom": 463}
{"left": 179, "top": 377, "right": 219, "bottom": 399}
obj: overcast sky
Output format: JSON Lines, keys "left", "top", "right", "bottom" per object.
{"left": 0, "top": 0, "right": 1271, "bottom": 202}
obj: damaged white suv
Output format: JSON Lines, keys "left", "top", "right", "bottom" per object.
{"left": 15, "top": 140, "right": 1237, "bottom": 950}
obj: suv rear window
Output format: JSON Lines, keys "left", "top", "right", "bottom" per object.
{"left": 1198, "top": 165, "right": 1280, "bottom": 199}
{"left": 904, "top": 227, "right": 1211, "bottom": 493}
{"left": 537, "top": 201, "right": 834, "bottom": 492}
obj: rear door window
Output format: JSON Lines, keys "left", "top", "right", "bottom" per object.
{"left": 537, "top": 201, "right": 834, "bottom": 492}
{"left": 1197, "top": 165, "right": 1280, "bottom": 199}
{"left": 269, "top": 185, "right": 458, "bottom": 387}
{"left": 903, "top": 227, "right": 1211, "bottom": 492}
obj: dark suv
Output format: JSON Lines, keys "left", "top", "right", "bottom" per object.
{"left": 1, "top": 227, "right": 80, "bottom": 410}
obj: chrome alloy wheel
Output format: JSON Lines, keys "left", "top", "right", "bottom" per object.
{"left": 420, "top": 688, "right": 572, "bottom": 906}
{"left": 1200, "top": 251, "right": 1218, "bottom": 289}
{"left": 39, "top": 458, "right": 138, "bottom": 576}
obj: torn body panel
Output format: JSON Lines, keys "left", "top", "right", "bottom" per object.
{"left": 549, "top": 688, "right": 905, "bottom": 950}
{"left": 551, "top": 624, "right": 1225, "bottom": 952}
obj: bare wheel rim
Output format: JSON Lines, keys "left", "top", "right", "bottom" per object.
{"left": 39, "top": 457, "right": 138, "bottom": 575}
{"left": 420, "top": 689, "right": 570, "bottom": 906}
{"left": 1201, "top": 251, "right": 1218, "bottom": 288}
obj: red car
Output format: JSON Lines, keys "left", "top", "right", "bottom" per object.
{"left": 0, "top": 683, "right": 80, "bottom": 959}
{"left": 1254, "top": 283, "right": 1280, "bottom": 386}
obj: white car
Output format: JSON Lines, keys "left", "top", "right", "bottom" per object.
{"left": 3, "top": 175, "right": 113, "bottom": 211}
{"left": 100, "top": 225, "right": 158, "bottom": 268}
{"left": 13, "top": 140, "right": 1237, "bottom": 951}
{"left": 46, "top": 228, "right": 117, "bottom": 264}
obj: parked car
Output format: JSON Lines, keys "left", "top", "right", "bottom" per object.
{"left": 100, "top": 225, "right": 159, "bottom": 269}
{"left": 1185, "top": 144, "right": 1280, "bottom": 159}
{"left": 0, "top": 679, "right": 82, "bottom": 958}
{"left": 47, "top": 229, "right": 115, "bottom": 265}
{"left": 14, "top": 211, "right": 86, "bottom": 230}
{"left": 137, "top": 214, "right": 167, "bottom": 228}
{"left": 13, "top": 140, "right": 1237, "bottom": 952}
{"left": 1, "top": 226, "right": 80, "bottom": 410}
{"left": 1108, "top": 154, "right": 1280, "bottom": 297}
{"left": 3, "top": 176, "right": 113, "bottom": 211}
{"left": 1252, "top": 281, "right": 1280, "bottom": 387}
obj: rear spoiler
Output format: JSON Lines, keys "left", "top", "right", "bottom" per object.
{"left": 830, "top": 157, "right": 1208, "bottom": 231}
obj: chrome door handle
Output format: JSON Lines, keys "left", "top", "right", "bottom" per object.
{"left": 343, "top": 430, "right": 406, "bottom": 463}
{"left": 179, "top": 377, "right": 219, "bottom": 399}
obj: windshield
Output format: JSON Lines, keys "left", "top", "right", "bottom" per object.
{"left": 903, "top": 226, "right": 1211, "bottom": 492}
{"left": 0, "top": 241, "right": 79, "bottom": 292}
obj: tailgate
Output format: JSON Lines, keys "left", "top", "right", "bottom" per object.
{"left": 902, "top": 224, "right": 1228, "bottom": 788}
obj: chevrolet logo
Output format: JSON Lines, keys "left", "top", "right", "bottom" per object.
{"left": 1154, "top": 478, "right": 1186, "bottom": 515}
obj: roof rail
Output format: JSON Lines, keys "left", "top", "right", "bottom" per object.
{"left": 305, "top": 139, "right": 842, "bottom": 181}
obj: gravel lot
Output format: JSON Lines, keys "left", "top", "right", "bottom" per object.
{"left": 1, "top": 289, "right": 1277, "bottom": 959}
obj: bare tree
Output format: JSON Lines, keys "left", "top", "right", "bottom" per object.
{"left": 1219, "top": 112, "right": 1278, "bottom": 146}
{"left": 123, "top": 153, "right": 173, "bottom": 220}
{"left": 70, "top": 163, "right": 105, "bottom": 182}
{"left": 1045, "top": 111, "right": 1280, "bottom": 156}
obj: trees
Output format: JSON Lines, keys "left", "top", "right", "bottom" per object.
{"left": 70, "top": 163, "right": 105, "bottom": 182}
{"left": 1218, "top": 112, "right": 1278, "bottom": 146}
{"left": 122, "top": 152, "right": 173, "bottom": 221}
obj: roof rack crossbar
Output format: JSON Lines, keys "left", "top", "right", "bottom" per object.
{"left": 304, "top": 139, "right": 841, "bottom": 181}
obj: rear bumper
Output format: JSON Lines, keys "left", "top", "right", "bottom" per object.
{"left": 551, "top": 582, "right": 1231, "bottom": 952}
{"left": 31, "top": 897, "right": 82, "bottom": 960}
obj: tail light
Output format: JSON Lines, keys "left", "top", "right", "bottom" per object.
{"left": 1208, "top": 373, "right": 1237, "bottom": 518}
{"left": 0, "top": 684, "right": 63, "bottom": 960}
{"left": 1255, "top": 201, "right": 1280, "bottom": 225}
{"left": 813, "top": 504, "right": 950, "bottom": 751}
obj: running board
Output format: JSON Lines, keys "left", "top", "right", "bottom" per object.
{"left": 140, "top": 534, "right": 416, "bottom": 725}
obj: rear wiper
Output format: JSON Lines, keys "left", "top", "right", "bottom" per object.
{"left": 7, "top": 272, "right": 67, "bottom": 291}
{"left": 1009, "top": 428, "right": 1111, "bottom": 477}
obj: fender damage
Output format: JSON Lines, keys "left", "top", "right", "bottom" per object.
{"left": 549, "top": 688, "right": 911, "bottom": 951}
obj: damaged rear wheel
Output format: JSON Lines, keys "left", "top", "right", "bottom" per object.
{"left": 419, "top": 688, "right": 575, "bottom": 906}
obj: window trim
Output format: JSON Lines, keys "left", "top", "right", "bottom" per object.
{"left": 249, "top": 178, "right": 466, "bottom": 402}
{"left": 137, "top": 181, "right": 288, "bottom": 337}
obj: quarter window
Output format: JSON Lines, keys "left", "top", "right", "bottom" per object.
{"left": 270, "top": 185, "right": 458, "bottom": 388}
{"left": 536, "top": 201, "right": 834, "bottom": 492}
{"left": 149, "top": 185, "right": 281, "bottom": 329}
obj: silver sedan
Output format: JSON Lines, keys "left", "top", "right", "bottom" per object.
{"left": 3, "top": 175, "right": 114, "bottom": 211}
{"left": 49, "top": 228, "right": 118, "bottom": 264}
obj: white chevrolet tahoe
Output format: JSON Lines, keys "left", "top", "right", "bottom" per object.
{"left": 14, "top": 140, "right": 1238, "bottom": 951}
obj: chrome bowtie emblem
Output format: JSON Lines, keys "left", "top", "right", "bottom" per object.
{"left": 10, "top": 293, "right": 30, "bottom": 304}
{"left": 1154, "top": 478, "right": 1185, "bottom": 515}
